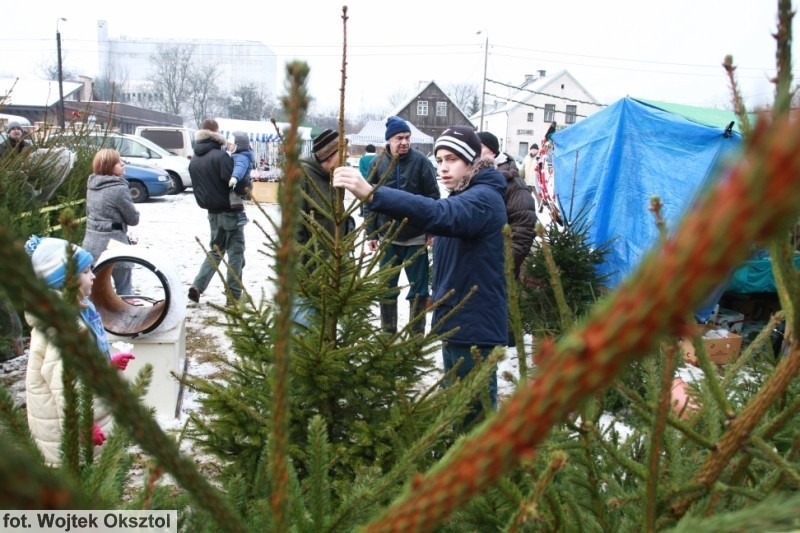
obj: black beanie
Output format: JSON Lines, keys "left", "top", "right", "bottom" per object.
{"left": 312, "top": 129, "right": 338, "bottom": 162}
{"left": 477, "top": 131, "right": 500, "bottom": 156}
{"left": 434, "top": 126, "right": 481, "bottom": 165}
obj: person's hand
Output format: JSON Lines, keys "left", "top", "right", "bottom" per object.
{"left": 111, "top": 352, "right": 135, "bottom": 371}
{"left": 92, "top": 423, "right": 106, "bottom": 446}
{"left": 333, "top": 167, "right": 374, "bottom": 201}
{"left": 367, "top": 239, "right": 379, "bottom": 252}
{"left": 228, "top": 177, "right": 237, "bottom": 189}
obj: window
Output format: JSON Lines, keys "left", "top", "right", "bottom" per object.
{"left": 436, "top": 101, "right": 447, "bottom": 116}
{"left": 565, "top": 105, "right": 577, "bottom": 124}
{"left": 527, "top": 112, "right": 534, "bottom": 122}
{"left": 544, "top": 104, "right": 556, "bottom": 123}
{"left": 417, "top": 100, "right": 428, "bottom": 116}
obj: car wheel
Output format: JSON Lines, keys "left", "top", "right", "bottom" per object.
{"left": 169, "top": 173, "right": 184, "bottom": 194}
{"left": 129, "top": 181, "right": 148, "bottom": 203}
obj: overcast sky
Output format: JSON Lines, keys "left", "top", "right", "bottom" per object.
{"left": 3, "top": 1, "right": 794, "bottom": 115}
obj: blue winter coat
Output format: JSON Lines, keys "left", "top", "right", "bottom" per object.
{"left": 367, "top": 158, "right": 508, "bottom": 347}
{"left": 231, "top": 149, "right": 255, "bottom": 196}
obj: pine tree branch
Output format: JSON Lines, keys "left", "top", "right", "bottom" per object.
{"left": 749, "top": 435, "right": 800, "bottom": 487}
{"left": 645, "top": 346, "right": 677, "bottom": 531}
{"left": 504, "top": 225, "right": 528, "bottom": 379}
{"left": 772, "top": 0, "right": 794, "bottom": 117}
{"left": 271, "top": 60, "right": 311, "bottom": 530}
{"left": 364, "top": 104, "right": 800, "bottom": 533}
{"left": 669, "top": 346, "right": 800, "bottom": 518}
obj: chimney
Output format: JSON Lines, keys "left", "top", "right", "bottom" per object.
{"left": 537, "top": 69, "right": 547, "bottom": 79}
{"left": 523, "top": 74, "right": 534, "bottom": 85}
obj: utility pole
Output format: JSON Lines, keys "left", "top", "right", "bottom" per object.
{"left": 56, "top": 18, "right": 67, "bottom": 129}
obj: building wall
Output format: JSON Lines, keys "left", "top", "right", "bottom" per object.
{"left": 397, "top": 82, "right": 472, "bottom": 144}
{"left": 480, "top": 71, "right": 605, "bottom": 159}
{"left": 97, "top": 20, "right": 276, "bottom": 105}
{"left": 506, "top": 72, "right": 604, "bottom": 157}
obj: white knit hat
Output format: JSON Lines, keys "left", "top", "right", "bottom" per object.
{"left": 24, "top": 235, "right": 94, "bottom": 289}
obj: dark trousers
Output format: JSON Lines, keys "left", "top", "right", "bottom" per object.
{"left": 442, "top": 343, "right": 498, "bottom": 428}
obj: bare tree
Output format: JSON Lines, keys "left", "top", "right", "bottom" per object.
{"left": 446, "top": 82, "right": 479, "bottom": 114}
{"left": 387, "top": 88, "right": 410, "bottom": 110}
{"left": 187, "top": 63, "right": 223, "bottom": 128}
{"left": 94, "top": 55, "right": 130, "bottom": 102}
{"left": 37, "top": 54, "right": 79, "bottom": 82}
{"left": 226, "top": 82, "right": 278, "bottom": 121}
{"left": 147, "top": 44, "right": 195, "bottom": 116}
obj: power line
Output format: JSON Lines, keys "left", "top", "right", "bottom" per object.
{"left": 489, "top": 50, "right": 779, "bottom": 80}
{"left": 493, "top": 43, "right": 777, "bottom": 72}
{"left": 486, "top": 78, "right": 608, "bottom": 107}
{"left": 484, "top": 92, "right": 592, "bottom": 118}
{"left": 0, "top": 36, "right": 788, "bottom": 77}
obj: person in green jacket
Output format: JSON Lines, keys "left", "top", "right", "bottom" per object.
{"left": 358, "top": 143, "right": 376, "bottom": 179}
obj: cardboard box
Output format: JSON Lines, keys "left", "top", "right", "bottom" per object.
{"left": 711, "top": 307, "right": 745, "bottom": 334}
{"left": 680, "top": 327, "right": 743, "bottom": 366}
{"left": 251, "top": 181, "right": 279, "bottom": 203}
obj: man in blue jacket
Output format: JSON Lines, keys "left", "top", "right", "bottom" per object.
{"left": 364, "top": 116, "right": 440, "bottom": 335}
{"left": 187, "top": 118, "right": 242, "bottom": 305}
{"left": 335, "top": 125, "right": 508, "bottom": 426}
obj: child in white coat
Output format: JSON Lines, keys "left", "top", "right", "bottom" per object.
{"left": 24, "top": 236, "right": 134, "bottom": 466}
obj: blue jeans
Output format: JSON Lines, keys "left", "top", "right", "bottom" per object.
{"left": 112, "top": 265, "right": 132, "bottom": 296}
{"left": 381, "top": 243, "right": 429, "bottom": 301}
{"left": 192, "top": 212, "right": 246, "bottom": 299}
{"left": 442, "top": 343, "right": 498, "bottom": 428}
{"left": 291, "top": 295, "right": 318, "bottom": 330}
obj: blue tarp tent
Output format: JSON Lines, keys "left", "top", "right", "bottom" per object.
{"left": 552, "top": 97, "right": 744, "bottom": 297}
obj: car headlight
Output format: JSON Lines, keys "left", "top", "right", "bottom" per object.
{"left": 157, "top": 175, "right": 170, "bottom": 182}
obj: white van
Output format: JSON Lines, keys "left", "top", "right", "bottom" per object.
{"left": 0, "top": 113, "right": 32, "bottom": 130}
{"left": 135, "top": 126, "right": 196, "bottom": 160}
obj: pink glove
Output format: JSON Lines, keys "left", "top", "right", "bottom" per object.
{"left": 92, "top": 423, "right": 106, "bottom": 446}
{"left": 111, "top": 352, "right": 135, "bottom": 371}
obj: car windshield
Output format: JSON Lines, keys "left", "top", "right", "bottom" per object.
{"left": 124, "top": 135, "right": 172, "bottom": 157}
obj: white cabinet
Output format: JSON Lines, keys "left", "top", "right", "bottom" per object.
{"left": 109, "top": 321, "right": 185, "bottom": 422}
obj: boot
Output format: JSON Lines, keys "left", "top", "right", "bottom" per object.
{"left": 380, "top": 302, "right": 398, "bottom": 334}
{"left": 409, "top": 297, "right": 427, "bottom": 336}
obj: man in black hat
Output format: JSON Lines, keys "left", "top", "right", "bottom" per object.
{"left": 0, "top": 122, "right": 32, "bottom": 158}
{"left": 477, "top": 131, "right": 536, "bottom": 280}
{"left": 296, "top": 128, "right": 350, "bottom": 257}
{"left": 291, "top": 128, "right": 356, "bottom": 328}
